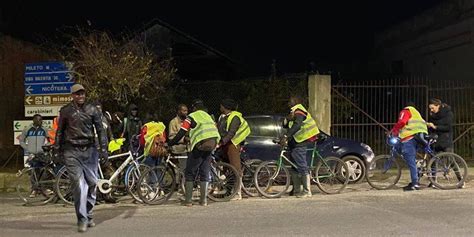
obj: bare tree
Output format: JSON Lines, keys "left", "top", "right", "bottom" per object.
{"left": 62, "top": 29, "right": 176, "bottom": 109}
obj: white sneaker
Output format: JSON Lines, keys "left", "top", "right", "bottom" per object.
{"left": 44, "top": 189, "right": 54, "bottom": 195}
{"left": 146, "top": 191, "right": 156, "bottom": 200}
{"left": 231, "top": 192, "right": 242, "bottom": 201}
{"left": 29, "top": 190, "right": 37, "bottom": 198}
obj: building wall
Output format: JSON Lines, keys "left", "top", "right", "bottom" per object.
{"left": 0, "top": 35, "right": 50, "bottom": 166}
{"left": 374, "top": 0, "right": 474, "bottom": 81}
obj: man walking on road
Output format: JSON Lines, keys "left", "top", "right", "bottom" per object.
{"left": 54, "top": 84, "right": 108, "bottom": 232}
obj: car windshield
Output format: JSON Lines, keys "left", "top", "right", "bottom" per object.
{"left": 246, "top": 117, "right": 278, "bottom": 137}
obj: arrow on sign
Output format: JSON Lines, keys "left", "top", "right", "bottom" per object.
{"left": 14, "top": 122, "right": 21, "bottom": 130}
{"left": 65, "top": 74, "right": 74, "bottom": 82}
{"left": 26, "top": 86, "right": 33, "bottom": 94}
{"left": 25, "top": 96, "right": 33, "bottom": 105}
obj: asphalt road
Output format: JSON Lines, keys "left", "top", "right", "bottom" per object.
{"left": 1, "top": 181, "right": 473, "bottom": 237}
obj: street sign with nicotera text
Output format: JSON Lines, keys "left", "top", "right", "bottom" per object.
{"left": 24, "top": 62, "right": 74, "bottom": 117}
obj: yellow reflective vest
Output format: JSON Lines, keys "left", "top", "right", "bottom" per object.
{"left": 189, "top": 110, "right": 220, "bottom": 150}
{"left": 226, "top": 111, "right": 251, "bottom": 145}
{"left": 288, "top": 104, "right": 320, "bottom": 143}
{"left": 399, "top": 106, "right": 428, "bottom": 139}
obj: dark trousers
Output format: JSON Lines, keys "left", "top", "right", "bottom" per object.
{"left": 63, "top": 145, "right": 98, "bottom": 224}
{"left": 185, "top": 148, "right": 212, "bottom": 182}
{"left": 290, "top": 145, "right": 309, "bottom": 175}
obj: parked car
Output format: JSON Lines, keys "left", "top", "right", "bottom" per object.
{"left": 242, "top": 115, "right": 375, "bottom": 183}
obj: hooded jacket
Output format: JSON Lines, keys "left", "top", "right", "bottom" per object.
{"left": 19, "top": 123, "right": 50, "bottom": 154}
{"left": 429, "top": 104, "right": 454, "bottom": 150}
{"left": 122, "top": 104, "right": 143, "bottom": 140}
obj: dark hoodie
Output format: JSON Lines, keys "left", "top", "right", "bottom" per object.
{"left": 429, "top": 104, "right": 453, "bottom": 151}
{"left": 122, "top": 104, "right": 143, "bottom": 141}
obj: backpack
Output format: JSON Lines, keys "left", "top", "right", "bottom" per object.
{"left": 140, "top": 121, "right": 167, "bottom": 158}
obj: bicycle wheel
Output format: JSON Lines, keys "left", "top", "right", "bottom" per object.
{"left": 314, "top": 157, "right": 349, "bottom": 194}
{"left": 241, "top": 159, "right": 262, "bottom": 197}
{"left": 208, "top": 162, "right": 240, "bottom": 202}
{"left": 124, "top": 164, "right": 150, "bottom": 203}
{"left": 17, "top": 167, "right": 56, "bottom": 205}
{"left": 137, "top": 165, "right": 176, "bottom": 205}
{"left": 428, "top": 152, "right": 468, "bottom": 190}
{"left": 55, "top": 166, "right": 73, "bottom": 205}
{"left": 253, "top": 161, "right": 290, "bottom": 198}
{"left": 366, "top": 155, "right": 401, "bottom": 190}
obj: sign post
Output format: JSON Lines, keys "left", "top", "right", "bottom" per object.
{"left": 24, "top": 62, "right": 74, "bottom": 117}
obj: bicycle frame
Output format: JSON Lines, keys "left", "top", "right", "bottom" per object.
{"left": 97, "top": 151, "right": 144, "bottom": 194}
{"left": 384, "top": 137, "right": 437, "bottom": 176}
{"left": 271, "top": 142, "right": 331, "bottom": 180}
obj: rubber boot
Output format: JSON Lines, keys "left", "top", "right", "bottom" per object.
{"left": 182, "top": 181, "right": 194, "bottom": 207}
{"left": 231, "top": 177, "right": 243, "bottom": 200}
{"left": 199, "top": 181, "right": 209, "bottom": 206}
{"left": 290, "top": 173, "right": 302, "bottom": 196}
{"left": 297, "top": 175, "right": 312, "bottom": 198}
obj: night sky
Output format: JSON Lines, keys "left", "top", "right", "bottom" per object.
{"left": 1, "top": 1, "right": 442, "bottom": 74}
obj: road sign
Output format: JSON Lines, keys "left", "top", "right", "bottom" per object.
{"left": 24, "top": 72, "right": 74, "bottom": 84}
{"left": 13, "top": 120, "right": 52, "bottom": 145}
{"left": 25, "top": 94, "right": 72, "bottom": 106}
{"left": 24, "top": 82, "right": 74, "bottom": 95}
{"left": 25, "top": 62, "right": 69, "bottom": 73}
{"left": 24, "top": 62, "right": 74, "bottom": 117}
{"left": 24, "top": 105, "right": 63, "bottom": 117}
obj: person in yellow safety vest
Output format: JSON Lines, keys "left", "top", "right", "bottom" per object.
{"left": 281, "top": 95, "right": 320, "bottom": 198}
{"left": 217, "top": 99, "right": 251, "bottom": 200}
{"left": 168, "top": 99, "right": 220, "bottom": 207}
{"left": 390, "top": 102, "right": 428, "bottom": 191}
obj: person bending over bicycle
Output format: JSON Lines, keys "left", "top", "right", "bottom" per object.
{"left": 280, "top": 95, "right": 320, "bottom": 198}
{"left": 168, "top": 99, "right": 220, "bottom": 206}
{"left": 390, "top": 102, "right": 428, "bottom": 191}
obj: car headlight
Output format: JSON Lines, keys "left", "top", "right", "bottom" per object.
{"left": 361, "top": 143, "right": 374, "bottom": 163}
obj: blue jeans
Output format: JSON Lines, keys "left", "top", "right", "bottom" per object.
{"left": 401, "top": 138, "right": 418, "bottom": 185}
{"left": 143, "top": 156, "right": 162, "bottom": 184}
{"left": 290, "top": 146, "right": 309, "bottom": 175}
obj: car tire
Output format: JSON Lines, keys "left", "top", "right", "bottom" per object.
{"left": 342, "top": 155, "right": 366, "bottom": 184}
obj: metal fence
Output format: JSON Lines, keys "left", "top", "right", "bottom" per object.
{"left": 331, "top": 77, "right": 474, "bottom": 160}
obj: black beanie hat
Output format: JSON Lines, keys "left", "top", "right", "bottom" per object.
{"left": 221, "top": 99, "right": 237, "bottom": 111}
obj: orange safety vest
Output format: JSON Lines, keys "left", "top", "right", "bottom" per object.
{"left": 48, "top": 117, "right": 58, "bottom": 144}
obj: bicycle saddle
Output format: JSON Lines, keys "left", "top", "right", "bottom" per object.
{"left": 42, "top": 145, "right": 53, "bottom": 152}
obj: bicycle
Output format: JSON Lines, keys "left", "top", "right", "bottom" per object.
{"left": 16, "top": 145, "right": 60, "bottom": 205}
{"left": 253, "top": 136, "right": 350, "bottom": 198}
{"left": 55, "top": 150, "right": 146, "bottom": 205}
{"left": 137, "top": 151, "right": 240, "bottom": 205}
{"left": 366, "top": 134, "right": 468, "bottom": 190}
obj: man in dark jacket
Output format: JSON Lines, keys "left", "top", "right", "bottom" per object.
{"left": 55, "top": 84, "right": 108, "bottom": 232}
{"left": 427, "top": 98, "right": 454, "bottom": 152}
{"left": 121, "top": 103, "right": 143, "bottom": 150}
